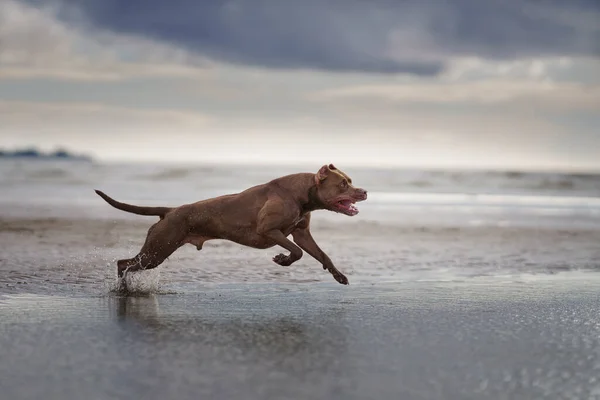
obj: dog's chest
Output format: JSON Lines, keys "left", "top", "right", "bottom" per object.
{"left": 282, "top": 215, "right": 306, "bottom": 234}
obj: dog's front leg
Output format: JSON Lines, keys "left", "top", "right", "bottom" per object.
{"left": 291, "top": 228, "right": 349, "bottom": 285}
{"left": 261, "top": 229, "right": 304, "bottom": 266}
{"left": 257, "top": 200, "right": 304, "bottom": 267}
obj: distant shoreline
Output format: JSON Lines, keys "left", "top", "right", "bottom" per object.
{"left": 0, "top": 148, "right": 92, "bottom": 161}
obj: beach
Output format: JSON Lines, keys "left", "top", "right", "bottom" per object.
{"left": 1, "top": 159, "right": 600, "bottom": 399}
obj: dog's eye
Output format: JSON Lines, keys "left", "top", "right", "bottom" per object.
{"left": 341, "top": 180, "right": 348, "bottom": 188}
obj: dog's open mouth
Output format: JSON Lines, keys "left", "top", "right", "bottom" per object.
{"left": 333, "top": 199, "right": 359, "bottom": 216}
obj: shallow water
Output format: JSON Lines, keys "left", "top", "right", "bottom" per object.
{"left": 1, "top": 281, "right": 600, "bottom": 400}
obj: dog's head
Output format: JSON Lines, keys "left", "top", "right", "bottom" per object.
{"left": 314, "top": 164, "right": 367, "bottom": 216}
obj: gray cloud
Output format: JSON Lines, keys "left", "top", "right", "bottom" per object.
{"left": 18, "top": 0, "right": 599, "bottom": 76}
{"left": 0, "top": 0, "right": 209, "bottom": 81}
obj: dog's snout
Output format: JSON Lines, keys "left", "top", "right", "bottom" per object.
{"left": 356, "top": 188, "right": 368, "bottom": 198}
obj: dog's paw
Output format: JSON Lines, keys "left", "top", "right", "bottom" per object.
{"left": 273, "top": 253, "right": 293, "bottom": 267}
{"left": 331, "top": 270, "right": 349, "bottom": 285}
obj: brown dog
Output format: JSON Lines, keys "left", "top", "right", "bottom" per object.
{"left": 95, "top": 164, "right": 367, "bottom": 286}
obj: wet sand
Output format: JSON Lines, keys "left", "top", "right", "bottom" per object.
{"left": 2, "top": 216, "right": 600, "bottom": 296}
{"left": 1, "top": 280, "right": 600, "bottom": 400}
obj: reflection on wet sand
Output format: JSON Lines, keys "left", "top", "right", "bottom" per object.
{"left": 106, "top": 294, "right": 351, "bottom": 390}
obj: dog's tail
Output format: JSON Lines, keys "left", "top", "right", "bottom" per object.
{"left": 94, "top": 190, "right": 172, "bottom": 219}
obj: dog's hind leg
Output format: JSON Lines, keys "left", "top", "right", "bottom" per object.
{"left": 116, "top": 220, "right": 186, "bottom": 279}
{"left": 117, "top": 244, "right": 183, "bottom": 278}
{"left": 116, "top": 246, "right": 182, "bottom": 293}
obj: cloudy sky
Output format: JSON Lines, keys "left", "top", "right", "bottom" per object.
{"left": 1, "top": 0, "right": 599, "bottom": 171}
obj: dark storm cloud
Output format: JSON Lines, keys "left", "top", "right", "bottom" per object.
{"left": 20, "top": 0, "right": 600, "bottom": 75}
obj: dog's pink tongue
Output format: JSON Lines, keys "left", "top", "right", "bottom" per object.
{"left": 338, "top": 199, "right": 358, "bottom": 215}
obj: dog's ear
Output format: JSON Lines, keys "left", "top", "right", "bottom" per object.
{"left": 316, "top": 164, "right": 330, "bottom": 182}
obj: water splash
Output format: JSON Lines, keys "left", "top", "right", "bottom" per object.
{"left": 105, "top": 268, "right": 163, "bottom": 295}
